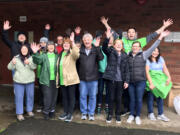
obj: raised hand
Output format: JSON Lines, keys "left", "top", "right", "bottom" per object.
{"left": 3, "top": 20, "right": 12, "bottom": 30}
{"left": 163, "top": 18, "right": 173, "bottom": 28}
{"left": 31, "top": 42, "right": 40, "bottom": 53}
{"left": 159, "top": 30, "right": 170, "bottom": 40}
{"left": 12, "top": 57, "right": 16, "bottom": 65}
{"left": 24, "top": 57, "right": 29, "bottom": 65}
{"left": 100, "top": 16, "right": 108, "bottom": 24}
{"left": 74, "top": 26, "right": 81, "bottom": 34}
{"left": 45, "top": 24, "right": 51, "bottom": 30}
{"left": 70, "top": 32, "right": 75, "bottom": 42}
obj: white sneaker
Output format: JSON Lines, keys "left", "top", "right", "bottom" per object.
{"left": 81, "top": 114, "right": 87, "bottom": 120}
{"left": 135, "top": 116, "right": 141, "bottom": 125}
{"left": 127, "top": 115, "right": 134, "bottom": 124}
{"left": 157, "top": 114, "right": 170, "bottom": 122}
{"left": 89, "top": 115, "right": 95, "bottom": 121}
{"left": 148, "top": 113, "right": 156, "bottom": 121}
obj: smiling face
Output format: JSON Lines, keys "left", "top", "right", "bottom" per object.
{"left": 132, "top": 42, "right": 141, "bottom": 54}
{"left": 113, "top": 39, "right": 123, "bottom": 52}
{"left": 152, "top": 48, "right": 159, "bottom": 58}
{"left": 21, "top": 46, "right": 28, "bottom": 56}
{"left": 83, "top": 36, "right": 92, "bottom": 49}
{"left": 18, "top": 34, "right": 26, "bottom": 43}
{"left": 47, "top": 44, "right": 55, "bottom": 53}
{"left": 127, "top": 28, "right": 136, "bottom": 40}
{"left": 63, "top": 41, "right": 71, "bottom": 51}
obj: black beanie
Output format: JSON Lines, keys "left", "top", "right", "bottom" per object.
{"left": 17, "top": 31, "right": 27, "bottom": 38}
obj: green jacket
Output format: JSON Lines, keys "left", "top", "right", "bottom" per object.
{"left": 146, "top": 70, "right": 172, "bottom": 99}
{"left": 32, "top": 52, "right": 58, "bottom": 87}
{"left": 7, "top": 55, "right": 37, "bottom": 84}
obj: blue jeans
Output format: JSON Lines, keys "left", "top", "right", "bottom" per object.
{"left": 147, "top": 91, "right": 163, "bottom": 115}
{"left": 14, "top": 82, "right": 34, "bottom": 115}
{"left": 128, "top": 81, "right": 146, "bottom": 116}
{"left": 97, "top": 73, "right": 109, "bottom": 105}
{"left": 79, "top": 80, "right": 98, "bottom": 115}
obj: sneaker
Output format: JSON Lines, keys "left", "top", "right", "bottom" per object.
{"left": 27, "top": 112, "right": 34, "bottom": 117}
{"left": 65, "top": 114, "right": 73, "bottom": 122}
{"left": 135, "top": 116, "right": 141, "bottom": 125}
{"left": 157, "top": 114, "right": 170, "bottom": 122}
{"left": 148, "top": 113, "right": 156, "bottom": 121}
{"left": 89, "top": 115, "right": 95, "bottom": 121}
{"left": 127, "top": 115, "right": 134, "bottom": 124}
{"left": 106, "top": 114, "right": 112, "bottom": 123}
{"left": 17, "top": 115, "right": 25, "bottom": 121}
{"left": 36, "top": 107, "right": 43, "bottom": 113}
{"left": 81, "top": 114, "right": 87, "bottom": 120}
{"left": 116, "top": 115, "right": 121, "bottom": 124}
{"left": 49, "top": 112, "right": 55, "bottom": 119}
{"left": 59, "top": 113, "right": 67, "bottom": 120}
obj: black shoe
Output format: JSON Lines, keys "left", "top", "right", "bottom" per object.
{"left": 106, "top": 114, "right": 112, "bottom": 123}
{"left": 44, "top": 113, "right": 49, "bottom": 120}
{"left": 49, "top": 112, "right": 55, "bottom": 119}
{"left": 116, "top": 115, "right": 121, "bottom": 124}
{"left": 59, "top": 113, "right": 67, "bottom": 120}
{"left": 65, "top": 114, "right": 73, "bottom": 122}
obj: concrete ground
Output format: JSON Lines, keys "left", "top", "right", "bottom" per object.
{"left": 0, "top": 85, "right": 180, "bottom": 134}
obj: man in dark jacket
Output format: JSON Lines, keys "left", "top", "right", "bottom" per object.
{"left": 2, "top": 20, "right": 31, "bottom": 58}
{"left": 78, "top": 33, "right": 104, "bottom": 121}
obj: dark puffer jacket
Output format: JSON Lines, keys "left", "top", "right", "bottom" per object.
{"left": 128, "top": 51, "right": 146, "bottom": 82}
{"left": 102, "top": 38, "right": 130, "bottom": 83}
{"left": 2, "top": 30, "right": 32, "bottom": 58}
{"left": 78, "top": 44, "right": 104, "bottom": 81}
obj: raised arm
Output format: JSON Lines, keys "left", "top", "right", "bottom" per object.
{"left": 70, "top": 32, "right": 80, "bottom": 60}
{"left": 143, "top": 30, "right": 170, "bottom": 60}
{"left": 31, "top": 42, "right": 44, "bottom": 65}
{"left": 155, "top": 18, "right": 173, "bottom": 35}
{"left": 100, "top": 16, "right": 111, "bottom": 30}
{"left": 44, "top": 24, "right": 50, "bottom": 39}
{"left": 2, "top": 20, "right": 13, "bottom": 48}
{"left": 102, "top": 29, "right": 113, "bottom": 56}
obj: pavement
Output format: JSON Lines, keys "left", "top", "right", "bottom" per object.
{"left": 0, "top": 84, "right": 180, "bottom": 134}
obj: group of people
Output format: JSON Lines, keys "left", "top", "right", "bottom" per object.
{"left": 2, "top": 16, "right": 173, "bottom": 125}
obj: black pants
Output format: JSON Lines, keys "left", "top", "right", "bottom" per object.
{"left": 42, "top": 80, "right": 58, "bottom": 114}
{"left": 61, "top": 85, "right": 76, "bottom": 114}
{"left": 106, "top": 80, "right": 123, "bottom": 115}
{"left": 37, "top": 79, "right": 43, "bottom": 107}
{"left": 122, "top": 88, "right": 130, "bottom": 112}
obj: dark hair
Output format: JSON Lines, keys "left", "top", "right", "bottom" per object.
{"left": 148, "top": 47, "right": 161, "bottom": 63}
{"left": 132, "top": 41, "right": 141, "bottom": 48}
{"left": 127, "top": 27, "right": 136, "bottom": 32}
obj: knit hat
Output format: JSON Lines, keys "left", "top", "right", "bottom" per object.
{"left": 17, "top": 31, "right": 27, "bottom": 38}
{"left": 39, "top": 37, "right": 48, "bottom": 43}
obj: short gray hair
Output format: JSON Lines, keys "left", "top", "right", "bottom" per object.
{"left": 82, "top": 33, "right": 93, "bottom": 41}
